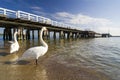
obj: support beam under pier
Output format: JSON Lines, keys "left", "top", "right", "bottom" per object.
{"left": 59, "top": 31, "right": 65, "bottom": 39}
{"left": 26, "top": 29, "right": 30, "bottom": 40}
{"left": 3, "top": 28, "right": 12, "bottom": 40}
{"left": 53, "top": 31, "right": 56, "bottom": 39}
{"left": 32, "top": 30, "right": 34, "bottom": 39}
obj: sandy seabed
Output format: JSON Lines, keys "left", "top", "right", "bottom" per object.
{"left": 43, "top": 55, "right": 111, "bottom": 80}
{"left": 0, "top": 54, "right": 111, "bottom": 80}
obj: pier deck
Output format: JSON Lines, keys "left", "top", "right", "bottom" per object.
{"left": 0, "top": 7, "right": 99, "bottom": 40}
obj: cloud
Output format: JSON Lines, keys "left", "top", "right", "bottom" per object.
{"left": 32, "top": 10, "right": 46, "bottom": 16}
{"left": 53, "top": 12, "right": 74, "bottom": 22}
{"left": 53, "top": 12, "right": 112, "bottom": 33}
{"left": 55, "top": 12, "right": 74, "bottom": 19}
{"left": 54, "top": 12, "right": 111, "bottom": 25}
{"left": 30, "top": 6, "right": 47, "bottom": 16}
{"left": 109, "top": 27, "right": 120, "bottom": 36}
{"left": 28, "top": 8, "right": 119, "bottom": 35}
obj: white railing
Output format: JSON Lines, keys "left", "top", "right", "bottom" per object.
{"left": 0, "top": 7, "right": 76, "bottom": 29}
{"left": 0, "top": 7, "right": 16, "bottom": 18}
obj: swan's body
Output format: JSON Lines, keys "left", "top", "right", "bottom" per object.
{"left": 20, "top": 27, "right": 48, "bottom": 65}
{"left": 10, "top": 31, "right": 19, "bottom": 53}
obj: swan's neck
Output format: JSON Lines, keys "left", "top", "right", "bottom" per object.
{"left": 14, "top": 32, "right": 17, "bottom": 43}
{"left": 40, "top": 29, "right": 48, "bottom": 48}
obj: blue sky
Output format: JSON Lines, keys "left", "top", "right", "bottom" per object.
{"left": 0, "top": 0, "right": 120, "bottom": 35}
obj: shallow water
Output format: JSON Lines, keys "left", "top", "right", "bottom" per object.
{"left": 0, "top": 37, "right": 120, "bottom": 80}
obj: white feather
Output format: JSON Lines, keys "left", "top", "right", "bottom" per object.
{"left": 10, "top": 31, "right": 19, "bottom": 53}
{"left": 19, "top": 27, "right": 48, "bottom": 64}
{"left": 20, "top": 46, "right": 48, "bottom": 60}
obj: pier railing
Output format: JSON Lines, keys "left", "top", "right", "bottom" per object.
{"left": 0, "top": 7, "right": 73, "bottom": 28}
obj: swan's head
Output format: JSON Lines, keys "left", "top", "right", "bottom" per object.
{"left": 42, "top": 27, "right": 48, "bottom": 35}
{"left": 42, "top": 27, "right": 47, "bottom": 31}
{"left": 14, "top": 31, "right": 18, "bottom": 34}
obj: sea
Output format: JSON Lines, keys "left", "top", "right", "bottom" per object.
{"left": 0, "top": 36, "right": 120, "bottom": 80}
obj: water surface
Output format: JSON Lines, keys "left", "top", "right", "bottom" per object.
{"left": 0, "top": 37, "right": 120, "bottom": 80}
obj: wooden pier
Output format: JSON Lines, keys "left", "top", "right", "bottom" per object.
{"left": 0, "top": 7, "right": 99, "bottom": 40}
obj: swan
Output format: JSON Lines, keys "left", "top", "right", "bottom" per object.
{"left": 20, "top": 27, "right": 48, "bottom": 65}
{"left": 9, "top": 31, "right": 19, "bottom": 53}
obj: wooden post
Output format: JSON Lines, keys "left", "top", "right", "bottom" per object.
{"left": 63, "top": 32, "right": 65, "bottom": 39}
{"left": 76, "top": 32, "right": 79, "bottom": 38}
{"left": 67, "top": 32, "right": 73, "bottom": 39}
{"left": 23, "top": 29, "right": 26, "bottom": 40}
{"left": 3, "top": 28, "right": 12, "bottom": 40}
{"left": 3, "top": 28, "right": 6, "bottom": 40}
{"left": 59, "top": 31, "right": 61, "bottom": 39}
{"left": 53, "top": 31, "right": 56, "bottom": 39}
{"left": 6, "top": 28, "right": 9, "bottom": 40}
{"left": 26, "top": 29, "right": 30, "bottom": 40}
{"left": 38, "top": 29, "right": 40, "bottom": 39}
{"left": 18, "top": 27, "right": 24, "bottom": 40}
{"left": 28, "top": 29, "right": 30, "bottom": 39}
{"left": 47, "top": 31, "right": 50, "bottom": 39}
{"left": 9, "top": 28, "right": 12, "bottom": 40}
{"left": 32, "top": 30, "right": 34, "bottom": 39}
{"left": 70, "top": 32, "right": 73, "bottom": 38}
{"left": 79, "top": 33, "right": 81, "bottom": 38}
{"left": 67, "top": 32, "right": 70, "bottom": 39}
{"left": 60, "top": 31, "right": 64, "bottom": 39}
{"left": 72, "top": 33, "right": 74, "bottom": 38}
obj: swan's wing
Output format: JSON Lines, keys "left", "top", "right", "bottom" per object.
{"left": 21, "top": 47, "right": 37, "bottom": 59}
{"left": 19, "top": 46, "right": 47, "bottom": 60}
{"left": 10, "top": 43, "right": 16, "bottom": 53}
{"left": 10, "top": 43, "right": 19, "bottom": 53}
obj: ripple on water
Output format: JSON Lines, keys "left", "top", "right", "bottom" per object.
{"left": 0, "top": 38, "right": 120, "bottom": 80}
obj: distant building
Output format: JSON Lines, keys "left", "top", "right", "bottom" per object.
{"left": 102, "top": 33, "right": 112, "bottom": 37}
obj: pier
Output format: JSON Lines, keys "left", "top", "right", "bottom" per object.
{"left": 0, "top": 7, "right": 99, "bottom": 40}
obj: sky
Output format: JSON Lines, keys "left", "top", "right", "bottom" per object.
{"left": 0, "top": 0, "right": 120, "bottom": 36}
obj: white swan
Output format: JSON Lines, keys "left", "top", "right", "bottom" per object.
{"left": 20, "top": 27, "right": 48, "bottom": 65}
{"left": 10, "top": 31, "right": 19, "bottom": 53}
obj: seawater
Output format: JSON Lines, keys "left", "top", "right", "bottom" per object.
{"left": 0, "top": 36, "right": 120, "bottom": 80}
